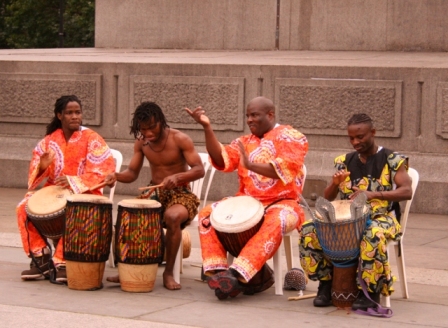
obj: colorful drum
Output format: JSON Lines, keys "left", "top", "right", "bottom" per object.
{"left": 63, "top": 194, "right": 112, "bottom": 291}
{"left": 210, "top": 196, "right": 264, "bottom": 257}
{"left": 314, "top": 198, "right": 369, "bottom": 307}
{"left": 115, "top": 199, "right": 164, "bottom": 292}
{"left": 26, "top": 186, "right": 72, "bottom": 239}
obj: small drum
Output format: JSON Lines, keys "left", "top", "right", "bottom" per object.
{"left": 162, "top": 229, "right": 191, "bottom": 261}
{"left": 63, "top": 194, "right": 112, "bottom": 291}
{"left": 210, "top": 196, "right": 264, "bottom": 257}
{"left": 26, "top": 186, "right": 72, "bottom": 239}
{"left": 115, "top": 199, "right": 164, "bottom": 292}
{"left": 313, "top": 198, "right": 369, "bottom": 307}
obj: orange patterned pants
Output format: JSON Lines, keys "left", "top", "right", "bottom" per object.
{"left": 199, "top": 197, "right": 304, "bottom": 282}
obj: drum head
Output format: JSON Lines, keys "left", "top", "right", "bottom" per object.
{"left": 210, "top": 196, "right": 264, "bottom": 233}
{"left": 27, "top": 186, "right": 71, "bottom": 215}
{"left": 67, "top": 194, "right": 112, "bottom": 204}
{"left": 118, "top": 199, "right": 161, "bottom": 208}
{"left": 315, "top": 200, "right": 367, "bottom": 221}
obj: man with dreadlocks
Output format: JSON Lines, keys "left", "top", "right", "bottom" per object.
{"left": 299, "top": 113, "right": 412, "bottom": 311}
{"left": 17, "top": 95, "right": 115, "bottom": 283}
{"left": 104, "top": 101, "right": 204, "bottom": 290}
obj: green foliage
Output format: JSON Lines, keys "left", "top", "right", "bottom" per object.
{"left": 0, "top": 0, "right": 94, "bottom": 49}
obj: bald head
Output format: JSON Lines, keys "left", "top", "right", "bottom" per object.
{"left": 248, "top": 97, "right": 275, "bottom": 114}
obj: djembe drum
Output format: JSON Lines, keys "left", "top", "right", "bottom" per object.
{"left": 313, "top": 196, "right": 370, "bottom": 308}
{"left": 210, "top": 196, "right": 265, "bottom": 257}
{"left": 64, "top": 194, "right": 112, "bottom": 291}
{"left": 115, "top": 199, "right": 164, "bottom": 292}
{"left": 26, "top": 185, "right": 72, "bottom": 240}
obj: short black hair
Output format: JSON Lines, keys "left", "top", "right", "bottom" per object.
{"left": 347, "top": 113, "right": 373, "bottom": 127}
{"left": 130, "top": 102, "right": 169, "bottom": 139}
{"left": 46, "top": 95, "right": 82, "bottom": 135}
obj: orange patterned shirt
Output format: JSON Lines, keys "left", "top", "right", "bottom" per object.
{"left": 28, "top": 127, "right": 115, "bottom": 195}
{"left": 212, "top": 124, "right": 308, "bottom": 204}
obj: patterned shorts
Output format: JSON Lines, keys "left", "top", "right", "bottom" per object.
{"left": 137, "top": 183, "right": 200, "bottom": 228}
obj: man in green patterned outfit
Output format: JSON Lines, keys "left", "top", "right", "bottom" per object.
{"left": 299, "top": 113, "right": 413, "bottom": 310}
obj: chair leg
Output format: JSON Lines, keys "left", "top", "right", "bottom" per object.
{"left": 381, "top": 295, "right": 391, "bottom": 308}
{"left": 173, "top": 242, "right": 182, "bottom": 284}
{"left": 395, "top": 243, "right": 409, "bottom": 299}
{"left": 273, "top": 247, "right": 283, "bottom": 295}
{"left": 227, "top": 253, "right": 234, "bottom": 264}
{"left": 283, "top": 234, "right": 294, "bottom": 271}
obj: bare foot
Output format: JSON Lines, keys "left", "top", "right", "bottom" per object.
{"left": 163, "top": 272, "right": 181, "bottom": 290}
{"left": 106, "top": 275, "right": 120, "bottom": 283}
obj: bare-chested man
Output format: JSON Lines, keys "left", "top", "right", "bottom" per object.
{"left": 105, "top": 101, "right": 205, "bottom": 290}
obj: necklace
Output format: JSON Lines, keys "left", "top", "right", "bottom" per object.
{"left": 144, "top": 128, "right": 170, "bottom": 153}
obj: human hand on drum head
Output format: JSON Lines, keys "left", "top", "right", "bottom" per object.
{"left": 39, "top": 150, "right": 55, "bottom": 171}
{"left": 184, "top": 106, "right": 211, "bottom": 127}
{"left": 54, "top": 175, "right": 70, "bottom": 189}
{"left": 350, "top": 187, "right": 374, "bottom": 201}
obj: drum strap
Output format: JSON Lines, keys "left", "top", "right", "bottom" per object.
{"left": 353, "top": 261, "right": 393, "bottom": 318}
{"left": 25, "top": 218, "right": 64, "bottom": 285}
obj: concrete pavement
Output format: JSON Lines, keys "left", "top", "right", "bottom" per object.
{"left": 0, "top": 187, "right": 447, "bottom": 328}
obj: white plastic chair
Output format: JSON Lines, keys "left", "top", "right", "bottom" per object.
{"left": 106, "top": 149, "right": 123, "bottom": 268}
{"left": 227, "top": 164, "right": 307, "bottom": 295}
{"left": 381, "top": 167, "right": 419, "bottom": 307}
{"left": 173, "top": 152, "right": 216, "bottom": 283}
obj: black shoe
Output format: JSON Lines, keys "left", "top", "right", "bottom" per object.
{"left": 313, "top": 280, "right": 332, "bottom": 307}
{"left": 352, "top": 291, "right": 381, "bottom": 310}
{"left": 21, "top": 249, "right": 51, "bottom": 280}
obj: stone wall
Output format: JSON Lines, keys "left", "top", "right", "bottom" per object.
{"left": 96, "top": 0, "right": 448, "bottom": 51}
{"left": 0, "top": 49, "right": 447, "bottom": 214}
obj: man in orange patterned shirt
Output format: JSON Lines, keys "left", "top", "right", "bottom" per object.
{"left": 186, "top": 96, "right": 308, "bottom": 299}
{"left": 17, "top": 95, "right": 116, "bottom": 283}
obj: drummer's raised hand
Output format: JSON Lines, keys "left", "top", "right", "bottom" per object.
{"left": 38, "top": 150, "right": 55, "bottom": 172}
{"left": 237, "top": 140, "right": 250, "bottom": 169}
{"left": 331, "top": 170, "right": 350, "bottom": 186}
{"left": 54, "top": 175, "right": 70, "bottom": 189}
{"left": 185, "top": 106, "right": 210, "bottom": 127}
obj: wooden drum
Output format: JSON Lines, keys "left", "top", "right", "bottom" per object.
{"left": 210, "top": 196, "right": 265, "bottom": 257}
{"left": 64, "top": 194, "right": 113, "bottom": 291}
{"left": 26, "top": 186, "right": 72, "bottom": 239}
{"left": 115, "top": 199, "right": 164, "bottom": 292}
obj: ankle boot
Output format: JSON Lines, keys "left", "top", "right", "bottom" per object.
{"left": 352, "top": 291, "right": 381, "bottom": 310}
{"left": 21, "top": 248, "right": 51, "bottom": 280}
{"left": 313, "top": 280, "right": 332, "bottom": 307}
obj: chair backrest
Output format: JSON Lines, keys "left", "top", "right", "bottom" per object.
{"left": 108, "top": 149, "right": 123, "bottom": 201}
{"left": 302, "top": 164, "right": 307, "bottom": 190}
{"left": 190, "top": 152, "right": 216, "bottom": 209}
{"left": 400, "top": 167, "right": 419, "bottom": 234}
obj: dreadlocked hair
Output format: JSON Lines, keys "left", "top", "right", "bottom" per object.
{"left": 46, "top": 95, "right": 82, "bottom": 136}
{"left": 347, "top": 113, "right": 373, "bottom": 127}
{"left": 130, "top": 102, "right": 169, "bottom": 139}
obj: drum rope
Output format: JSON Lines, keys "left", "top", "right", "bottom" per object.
{"left": 25, "top": 218, "right": 64, "bottom": 285}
